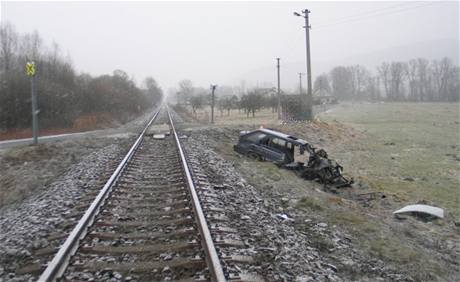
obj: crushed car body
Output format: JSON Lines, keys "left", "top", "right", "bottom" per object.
{"left": 233, "top": 128, "right": 353, "bottom": 188}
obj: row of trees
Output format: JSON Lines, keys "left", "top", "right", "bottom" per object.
{"left": 175, "top": 79, "right": 281, "bottom": 118}
{"left": 317, "top": 57, "right": 459, "bottom": 102}
{"left": 0, "top": 22, "right": 163, "bottom": 131}
{"left": 175, "top": 57, "right": 458, "bottom": 120}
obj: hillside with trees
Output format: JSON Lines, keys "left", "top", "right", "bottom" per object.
{"left": 0, "top": 22, "right": 163, "bottom": 137}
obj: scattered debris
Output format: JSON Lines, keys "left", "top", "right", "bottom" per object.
{"left": 356, "top": 192, "right": 386, "bottom": 201}
{"left": 354, "top": 192, "right": 387, "bottom": 207}
{"left": 275, "top": 213, "right": 294, "bottom": 222}
{"left": 289, "top": 148, "right": 353, "bottom": 188}
{"left": 393, "top": 204, "right": 444, "bottom": 220}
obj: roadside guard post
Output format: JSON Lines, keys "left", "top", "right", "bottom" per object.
{"left": 26, "top": 61, "right": 39, "bottom": 145}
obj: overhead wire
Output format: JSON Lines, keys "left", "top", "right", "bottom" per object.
{"left": 314, "top": 1, "right": 444, "bottom": 30}
{"left": 278, "top": 1, "right": 446, "bottom": 85}
{"left": 317, "top": 1, "right": 417, "bottom": 25}
{"left": 284, "top": 3, "right": 416, "bottom": 65}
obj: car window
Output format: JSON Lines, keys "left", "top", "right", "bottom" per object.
{"left": 271, "top": 138, "right": 286, "bottom": 147}
{"left": 244, "top": 132, "right": 267, "bottom": 143}
{"left": 286, "top": 142, "right": 293, "bottom": 150}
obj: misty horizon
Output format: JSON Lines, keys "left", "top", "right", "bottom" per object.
{"left": 1, "top": 1, "right": 458, "bottom": 91}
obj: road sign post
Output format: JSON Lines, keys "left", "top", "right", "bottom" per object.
{"left": 26, "top": 62, "right": 39, "bottom": 145}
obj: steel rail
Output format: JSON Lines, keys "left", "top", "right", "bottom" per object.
{"left": 166, "top": 107, "right": 226, "bottom": 282}
{"left": 38, "top": 108, "right": 161, "bottom": 282}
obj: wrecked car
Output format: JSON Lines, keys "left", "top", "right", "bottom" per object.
{"left": 233, "top": 128, "right": 353, "bottom": 188}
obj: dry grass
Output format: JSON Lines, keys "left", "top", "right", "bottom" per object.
{"left": 0, "top": 112, "right": 120, "bottom": 141}
{"left": 187, "top": 106, "right": 279, "bottom": 127}
{"left": 318, "top": 102, "right": 460, "bottom": 221}
{"left": 297, "top": 196, "right": 324, "bottom": 211}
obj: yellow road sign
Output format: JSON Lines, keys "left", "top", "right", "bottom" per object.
{"left": 26, "top": 62, "right": 36, "bottom": 76}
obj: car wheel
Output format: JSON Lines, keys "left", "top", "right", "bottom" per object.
{"left": 247, "top": 152, "right": 260, "bottom": 161}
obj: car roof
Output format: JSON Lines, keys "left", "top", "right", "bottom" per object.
{"left": 251, "top": 128, "right": 308, "bottom": 146}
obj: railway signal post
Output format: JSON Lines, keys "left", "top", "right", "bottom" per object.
{"left": 210, "top": 84, "right": 217, "bottom": 124}
{"left": 26, "top": 61, "right": 39, "bottom": 145}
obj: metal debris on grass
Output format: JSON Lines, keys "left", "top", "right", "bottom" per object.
{"left": 393, "top": 204, "right": 444, "bottom": 220}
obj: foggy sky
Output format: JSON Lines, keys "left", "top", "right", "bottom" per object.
{"left": 1, "top": 1, "right": 458, "bottom": 92}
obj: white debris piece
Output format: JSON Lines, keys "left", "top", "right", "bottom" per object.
{"left": 276, "top": 213, "right": 294, "bottom": 222}
{"left": 153, "top": 134, "right": 166, "bottom": 140}
{"left": 393, "top": 204, "right": 444, "bottom": 219}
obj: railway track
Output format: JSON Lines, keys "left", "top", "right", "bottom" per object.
{"left": 37, "top": 107, "right": 260, "bottom": 281}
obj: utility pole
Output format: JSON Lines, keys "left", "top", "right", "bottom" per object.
{"left": 210, "top": 84, "right": 217, "bottom": 124}
{"left": 276, "top": 58, "right": 281, "bottom": 119}
{"left": 298, "top": 72, "right": 305, "bottom": 94}
{"left": 294, "top": 9, "right": 313, "bottom": 120}
{"left": 26, "top": 61, "right": 39, "bottom": 144}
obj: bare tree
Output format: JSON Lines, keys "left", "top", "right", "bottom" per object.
{"left": 313, "top": 73, "right": 331, "bottom": 95}
{"left": 377, "top": 62, "right": 391, "bottom": 100}
{"left": 389, "top": 62, "right": 406, "bottom": 100}
{"left": 432, "top": 57, "right": 456, "bottom": 101}
{"left": 240, "top": 89, "right": 265, "bottom": 118}
{"left": 416, "top": 58, "right": 431, "bottom": 101}
{"left": 190, "top": 94, "right": 206, "bottom": 115}
{"left": 349, "top": 65, "right": 370, "bottom": 99}
{"left": 366, "top": 76, "right": 381, "bottom": 101}
{"left": 19, "top": 30, "right": 43, "bottom": 61}
{"left": 143, "top": 76, "right": 163, "bottom": 106}
{"left": 447, "top": 66, "right": 460, "bottom": 102}
{"left": 406, "top": 59, "right": 419, "bottom": 101}
{"left": 330, "top": 66, "right": 353, "bottom": 100}
{"left": 0, "top": 22, "right": 17, "bottom": 72}
{"left": 228, "top": 95, "right": 239, "bottom": 115}
{"left": 177, "top": 79, "right": 194, "bottom": 105}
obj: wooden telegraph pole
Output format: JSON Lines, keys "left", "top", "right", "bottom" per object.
{"left": 276, "top": 58, "right": 281, "bottom": 119}
{"left": 294, "top": 9, "right": 313, "bottom": 120}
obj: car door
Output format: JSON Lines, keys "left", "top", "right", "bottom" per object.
{"left": 258, "top": 136, "right": 286, "bottom": 163}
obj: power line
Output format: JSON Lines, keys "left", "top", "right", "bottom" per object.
{"left": 318, "top": 1, "right": 417, "bottom": 25}
{"left": 315, "top": 1, "right": 443, "bottom": 30}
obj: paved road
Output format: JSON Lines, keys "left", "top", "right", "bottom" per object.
{"left": 0, "top": 131, "right": 94, "bottom": 149}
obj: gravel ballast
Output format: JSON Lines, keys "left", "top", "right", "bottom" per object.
{"left": 0, "top": 110, "right": 157, "bottom": 281}
{"left": 0, "top": 140, "right": 134, "bottom": 281}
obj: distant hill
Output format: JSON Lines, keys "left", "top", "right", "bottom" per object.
{"left": 231, "top": 39, "right": 459, "bottom": 91}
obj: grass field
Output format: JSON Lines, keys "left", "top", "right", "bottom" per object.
{"left": 318, "top": 102, "right": 460, "bottom": 221}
